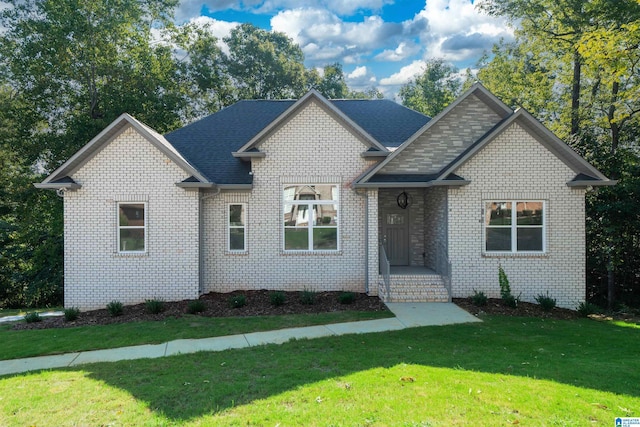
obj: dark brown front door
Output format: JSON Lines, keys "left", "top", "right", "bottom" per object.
{"left": 382, "top": 211, "right": 409, "bottom": 266}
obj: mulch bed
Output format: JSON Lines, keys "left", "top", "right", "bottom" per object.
{"left": 452, "top": 297, "right": 580, "bottom": 321}
{"left": 12, "top": 290, "right": 388, "bottom": 330}
{"left": 13, "top": 290, "right": 638, "bottom": 331}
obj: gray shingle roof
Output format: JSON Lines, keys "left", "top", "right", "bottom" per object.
{"left": 164, "top": 98, "right": 430, "bottom": 185}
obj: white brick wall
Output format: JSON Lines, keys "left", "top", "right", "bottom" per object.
{"left": 201, "top": 99, "right": 378, "bottom": 294}
{"left": 448, "top": 122, "right": 586, "bottom": 309}
{"left": 64, "top": 127, "right": 200, "bottom": 310}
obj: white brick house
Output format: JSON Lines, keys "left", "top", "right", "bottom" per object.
{"left": 36, "top": 84, "right": 613, "bottom": 310}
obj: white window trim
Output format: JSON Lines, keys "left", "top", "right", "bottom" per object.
{"left": 282, "top": 184, "right": 340, "bottom": 253}
{"left": 228, "top": 203, "right": 247, "bottom": 253}
{"left": 117, "top": 202, "right": 147, "bottom": 254}
{"left": 483, "top": 200, "right": 546, "bottom": 255}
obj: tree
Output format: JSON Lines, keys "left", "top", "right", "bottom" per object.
{"left": 224, "top": 23, "right": 307, "bottom": 100}
{"left": 399, "top": 59, "right": 461, "bottom": 117}
{"left": 0, "top": 0, "right": 184, "bottom": 307}
{"left": 478, "top": 0, "right": 640, "bottom": 308}
{"left": 306, "top": 63, "right": 350, "bottom": 99}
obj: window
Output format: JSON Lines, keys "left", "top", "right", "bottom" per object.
{"left": 283, "top": 184, "right": 338, "bottom": 251}
{"left": 118, "top": 203, "right": 146, "bottom": 253}
{"left": 484, "top": 201, "right": 545, "bottom": 253}
{"left": 228, "top": 204, "right": 246, "bottom": 252}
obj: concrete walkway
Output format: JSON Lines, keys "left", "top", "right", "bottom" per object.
{"left": 0, "top": 302, "right": 479, "bottom": 377}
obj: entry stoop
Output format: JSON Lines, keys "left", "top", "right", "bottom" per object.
{"left": 378, "top": 273, "right": 450, "bottom": 303}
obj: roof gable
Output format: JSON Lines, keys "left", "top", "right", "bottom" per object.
{"left": 357, "top": 83, "right": 513, "bottom": 185}
{"left": 437, "top": 108, "right": 612, "bottom": 184}
{"left": 236, "top": 90, "right": 389, "bottom": 153}
{"left": 36, "top": 114, "right": 208, "bottom": 189}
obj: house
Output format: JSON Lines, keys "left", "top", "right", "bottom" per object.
{"left": 36, "top": 84, "right": 614, "bottom": 310}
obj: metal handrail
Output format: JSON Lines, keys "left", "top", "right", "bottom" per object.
{"left": 379, "top": 244, "right": 391, "bottom": 300}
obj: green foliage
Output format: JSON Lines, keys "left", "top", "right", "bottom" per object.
{"left": 145, "top": 299, "right": 165, "bottom": 314}
{"left": 338, "top": 292, "right": 356, "bottom": 305}
{"left": 224, "top": 23, "right": 307, "bottom": 100}
{"left": 106, "top": 301, "right": 124, "bottom": 317}
{"left": 63, "top": 307, "right": 80, "bottom": 322}
{"left": 299, "top": 290, "right": 316, "bottom": 305}
{"left": 399, "top": 58, "right": 462, "bottom": 117}
{"left": 23, "top": 312, "right": 42, "bottom": 323}
{"left": 502, "top": 294, "right": 519, "bottom": 308}
{"left": 534, "top": 292, "right": 557, "bottom": 311}
{"left": 269, "top": 291, "right": 286, "bottom": 307}
{"left": 470, "top": 290, "right": 488, "bottom": 307}
{"left": 229, "top": 294, "right": 246, "bottom": 309}
{"left": 498, "top": 265, "right": 511, "bottom": 299}
{"left": 186, "top": 300, "right": 206, "bottom": 314}
{"left": 577, "top": 301, "right": 601, "bottom": 317}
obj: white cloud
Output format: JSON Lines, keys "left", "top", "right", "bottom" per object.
{"left": 271, "top": 8, "right": 405, "bottom": 65}
{"left": 346, "top": 66, "right": 377, "bottom": 90}
{"left": 374, "top": 41, "right": 421, "bottom": 62}
{"left": 379, "top": 60, "right": 425, "bottom": 86}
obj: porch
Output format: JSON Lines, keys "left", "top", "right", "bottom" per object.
{"left": 376, "top": 188, "right": 451, "bottom": 303}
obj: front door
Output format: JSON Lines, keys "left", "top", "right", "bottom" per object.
{"left": 382, "top": 211, "right": 409, "bottom": 266}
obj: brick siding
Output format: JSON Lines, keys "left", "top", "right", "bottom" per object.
{"left": 63, "top": 127, "right": 200, "bottom": 310}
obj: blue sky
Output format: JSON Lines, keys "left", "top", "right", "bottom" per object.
{"left": 174, "top": 0, "right": 514, "bottom": 98}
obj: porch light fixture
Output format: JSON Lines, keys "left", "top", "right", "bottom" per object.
{"left": 397, "top": 190, "right": 412, "bottom": 209}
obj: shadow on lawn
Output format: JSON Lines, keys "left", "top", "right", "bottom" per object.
{"left": 84, "top": 317, "right": 640, "bottom": 422}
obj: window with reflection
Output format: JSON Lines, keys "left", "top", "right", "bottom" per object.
{"left": 283, "top": 184, "right": 338, "bottom": 251}
{"left": 228, "top": 204, "right": 246, "bottom": 252}
{"left": 118, "top": 203, "right": 146, "bottom": 253}
{"left": 485, "top": 201, "right": 545, "bottom": 253}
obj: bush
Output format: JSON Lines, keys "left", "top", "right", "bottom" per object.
{"left": 270, "top": 291, "right": 286, "bottom": 307}
{"left": 24, "top": 312, "right": 42, "bottom": 323}
{"left": 498, "top": 264, "right": 511, "bottom": 299}
{"left": 300, "top": 290, "right": 316, "bottom": 305}
{"left": 338, "top": 292, "right": 356, "bottom": 305}
{"left": 106, "top": 300, "right": 124, "bottom": 317}
{"left": 577, "top": 301, "right": 600, "bottom": 317}
{"left": 470, "top": 290, "right": 488, "bottom": 307}
{"left": 503, "top": 293, "right": 519, "bottom": 308}
{"left": 535, "top": 292, "right": 557, "bottom": 311}
{"left": 229, "top": 294, "right": 246, "bottom": 308}
{"left": 186, "top": 300, "right": 206, "bottom": 314}
{"left": 145, "top": 299, "right": 165, "bottom": 314}
{"left": 64, "top": 307, "right": 80, "bottom": 321}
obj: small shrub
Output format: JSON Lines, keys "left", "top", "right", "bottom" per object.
{"left": 229, "top": 294, "right": 246, "bottom": 308}
{"left": 470, "top": 290, "right": 488, "bottom": 307}
{"left": 577, "top": 301, "right": 600, "bottom": 317}
{"left": 535, "top": 292, "right": 556, "bottom": 311}
{"left": 145, "top": 299, "right": 165, "bottom": 314}
{"left": 300, "top": 290, "right": 316, "bottom": 305}
{"left": 498, "top": 264, "right": 511, "bottom": 299}
{"left": 338, "top": 292, "right": 356, "bottom": 305}
{"left": 503, "top": 293, "right": 519, "bottom": 308}
{"left": 24, "top": 312, "right": 42, "bottom": 323}
{"left": 64, "top": 307, "right": 80, "bottom": 321}
{"left": 106, "top": 300, "right": 124, "bottom": 317}
{"left": 270, "top": 291, "right": 286, "bottom": 307}
{"left": 186, "top": 300, "right": 206, "bottom": 314}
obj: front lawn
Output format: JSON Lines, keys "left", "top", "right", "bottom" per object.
{"left": 1, "top": 315, "right": 638, "bottom": 426}
{"left": 0, "top": 310, "right": 392, "bottom": 360}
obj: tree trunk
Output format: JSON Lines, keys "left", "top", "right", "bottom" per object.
{"left": 607, "top": 255, "right": 615, "bottom": 309}
{"left": 606, "top": 80, "right": 620, "bottom": 310}
{"left": 570, "top": 49, "right": 582, "bottom": 137}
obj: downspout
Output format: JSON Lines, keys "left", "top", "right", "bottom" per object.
{"left": 356, "top": 189, "right": 369, "bottom": 293}
{"left": 199, "top": 188, "right": 221, "bottom": 295}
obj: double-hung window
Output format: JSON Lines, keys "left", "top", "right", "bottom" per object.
{"left": 228, "top": 204, "right": 247, "bottom": 252}
{"left": 484, "top": 201, "right": 545, "bottom": 253}
{"left": 118, "top": 202, "right": 146, "bottom": 253}
{"left": 283, "top": 184, "right": 339, "bottom": 251}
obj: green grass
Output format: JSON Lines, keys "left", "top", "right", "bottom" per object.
{"left": 0, "top": 315, "right": 638, "bottom": 426}
{"left": 0, "top": 311, "right": 391, "bottom": 360}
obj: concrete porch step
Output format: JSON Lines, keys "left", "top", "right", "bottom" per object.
{"left": 378, "top": 274, "right": 450, "bottom": 303}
